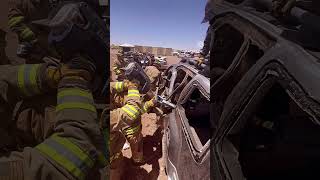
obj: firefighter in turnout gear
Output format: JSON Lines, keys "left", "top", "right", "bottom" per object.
{"left": 110, "top": 79, "right": 145, "bottom": 179}
{"left": 112, "top": 51, "right": 127, "bottom": 80}
{"left": 8, "top": 0, "right": 54, "bottom": 62}
{"left": 0, "top": 55, "right": 106, "bottom": 179}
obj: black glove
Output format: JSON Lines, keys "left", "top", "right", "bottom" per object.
{"left": 16, "top": 42, "right": 33, "bottom": 58}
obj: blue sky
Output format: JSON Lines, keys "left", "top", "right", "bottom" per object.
{"left": 110, "top": 0, "right": 208, "bottom": 50}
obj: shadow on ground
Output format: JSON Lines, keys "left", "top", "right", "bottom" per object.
{"left": 121, "top": 128, "right": 163, "bottom": 180}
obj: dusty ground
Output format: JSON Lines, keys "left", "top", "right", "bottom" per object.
{"left": 110, "top": 48, "right": 181, "bottom": 180}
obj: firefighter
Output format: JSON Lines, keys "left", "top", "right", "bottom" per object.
{"left": 110, "top": 79, "right": 144, "bottom": 178}
{"left": 8, "top": 0, "right": 54, "bottom": 63}
{"left": 110, "top": 65, "right": 160, "bottom": 110}
{"left": 0, "top": 55, "right": 106, "bottom": 179}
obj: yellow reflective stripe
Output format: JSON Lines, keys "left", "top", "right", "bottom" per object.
{"left": 20, "top": 27, "right": 35, "bottom": 40}
{"left": 125, "top": 125, "right": 141, "bottom": 135}
{"left": 56, "top": 103, "right": 96, "bottom": 113}
{"left": 128, "top": 89, "right": 140, "bottom": 97}
{"left": 29, "top": 64, "right": 40, "bottom": 94}
{"left": 8, "top": 16, "right": 24, "bottom": 28}
{"left": 122, "top": 106, "right": 136, "bottom": 119}
{"left": 126, "top": 104, "right": 139, "bottom": 114}
{"left": 36, "top": 143, "right": 85, "bottom": 180}
{"left": 128, "top": 89, "right": 139, "bottom": 93}
{"left": 115, "top": 82, "right": 123, "bottom": 92}
{"left": 127, "top": 94, "right": 140, "bottom": 97}
{"left": 58, "top": 88, "right": 93, "bottom": 99}
{"left": 121, "top": 104, "right": 140, "bottom": 120}
{"left": 143, "top": 101, "right": 153, "bottom": 113}
{"left": 51, "top": 134, "right": 94, "bottom": 168}
{"left": 17, "top": 65, "right": 40, "bottom": 96}
{"left": 17, "top": 65, "right": 26, "bottom": 95}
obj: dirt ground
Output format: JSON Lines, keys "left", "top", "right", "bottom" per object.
{"left": 110, "top": 48, "right": 181, "bottom": 180}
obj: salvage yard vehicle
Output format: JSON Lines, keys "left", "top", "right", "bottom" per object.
{"left": 206, "top": 0, "right": 320, "bottom": 180}
{"left": 155, "top": 56, "right": 168, "bottom": 65}
{"left": 161, "top": 61, "right": 210, "bottom": 180}
{"left": 162, "top": 0, "right": 320, "bottom": 179}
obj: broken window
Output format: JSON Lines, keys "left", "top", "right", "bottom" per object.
{"left": 211, "top": 43, "right": 264, "bottom": 128}
{"left": 182, "top": 87, "right": 210, "bottom": 147}
{"left": 171, "top": 69, "right": 192, "bottom": 103}
{"left": 225, "top": 83, "right": 320, "bottom": 179}
{"left": 211, "top": 24, "right": 244, "bottom": 82}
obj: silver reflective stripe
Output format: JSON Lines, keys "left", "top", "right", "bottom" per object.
{"left": 57, "top": 95, "right": 94, "bottom": 105}
{"left": 23, "top": 65, "right": 34, "bottom": 95}
{"left": 44, "top": 138, "right": 88, "bottom": 172}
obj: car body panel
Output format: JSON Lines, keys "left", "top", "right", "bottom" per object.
{"left": 164, "top": 63, "right": 210, "bottom": 180}
{"left": 209, "top": 2, "right": 320, "bottom": 180}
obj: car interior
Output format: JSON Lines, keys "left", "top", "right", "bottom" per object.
{"left": 211, "top": 24, "right": 244, "bottom": 83}
{"left": 171, "top": 69, "right": 192, "bottom": 104}
{"left": 211, "top": 24, "right": 264, "bottom": 129}
{"left": 182, "top": 88, "right": 210, "bottom": 147}
{"left": 225, "top": 83, "right": 320, "bottom": 179}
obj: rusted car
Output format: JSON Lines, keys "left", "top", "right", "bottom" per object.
{"left": 206, "top": 0, "right": 320, "bottom": 180}
{"left": 161, "top": 62, "right": 210, "bottom": 180}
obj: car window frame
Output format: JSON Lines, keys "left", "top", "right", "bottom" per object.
{"left": 213, "top": 62, "right": 320, "bottom": 180}
{"left": 175, "top": 77, "right": 211, "bottom": 163}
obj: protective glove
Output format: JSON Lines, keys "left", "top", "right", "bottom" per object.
{"left": 45, "top": 55, "right": 96, "bottom": 88}
{"left": 16, "top": 42, "right": 33, "bottom": 58}
{"left": 123, "top": 79, "right": 140, "bottom": 90}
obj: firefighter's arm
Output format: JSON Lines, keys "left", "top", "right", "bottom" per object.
{"left": 0, "top": 64, "right": 52, "bottom": 105}
{"left": 120, "top": 81, "right": 142, "bottom": 122}
{"left": 0, "top": 77, "right": 102, "bottom": 180}
{"left": 8, "top": 0, "right": 37, "bottom": 43}
{"left": 110, "top": 81, "right": 125, "bottom": 94}
{"left": 142, "top": 97, "right": 157, "bottom": 113}
{"left": 112, "top": 65, "right": 122, "bottom": 75}
{"left": 0, "top": 67, "right": 104, "bottom": 179}
{"left": 110, "top": 80, "right": 139, "bottom": 94}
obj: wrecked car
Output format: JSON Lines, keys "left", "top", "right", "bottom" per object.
{"left": 160, "top": 61, "right": 210, "bottom": 180}
{"left": 206, "top": 0, "right": 320, "bottom": 180}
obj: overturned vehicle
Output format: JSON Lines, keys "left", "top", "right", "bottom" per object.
{"left": 206, "top": 0, "right": 320, "bottom": 180}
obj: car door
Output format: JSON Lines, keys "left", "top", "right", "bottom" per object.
{"left": 211, "top": 56, "right": 320, "bottom": 179}
{"left": 166, "top": 75, "right": 210, "bottom": 180}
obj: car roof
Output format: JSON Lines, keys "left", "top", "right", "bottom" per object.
{"left": 210, "top": 3, "right": 320, "bottom": 104}
{"left": 168, "top": 62, "right": 210, "bottom": 95}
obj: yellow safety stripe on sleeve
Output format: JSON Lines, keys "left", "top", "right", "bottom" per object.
{"left": 127, "top": 89, "right": 140, "bottom": 97}
{"left": 56, "top": 102, "right": 96, "bottom": 113}
{"left": 17, "top": 64, "right": 41, "bottom": 96}
{"left": 115, "top": 69, "right": 121, "bottom": 75}
{"left": 143, "top": 100, "right": 155, "bottom": 113}
{"left": 56, "top": 88, "right": 96, "bottom": 113}
{"left": 121, "top": 104, "right": 140, "bottom": 120}
{"left": 20, "top": 27, "right": 35, "bottom": 41}
{"left": 124, "top": 125, "right": 141, "bottom": 136}
{"left": 51, "top": 134, "right": 94, "bottom": 168}
{"left": 8, "top": 16, "right": 24, "bottom": 28}
{"left": 58, "top": 88, "right": 93, "bottom": 99}
{"left": 36, "top": 134, "right": 95, "bottom": 180}
{"left": 115, "top": 82, "right": 124, "bottom": 92}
